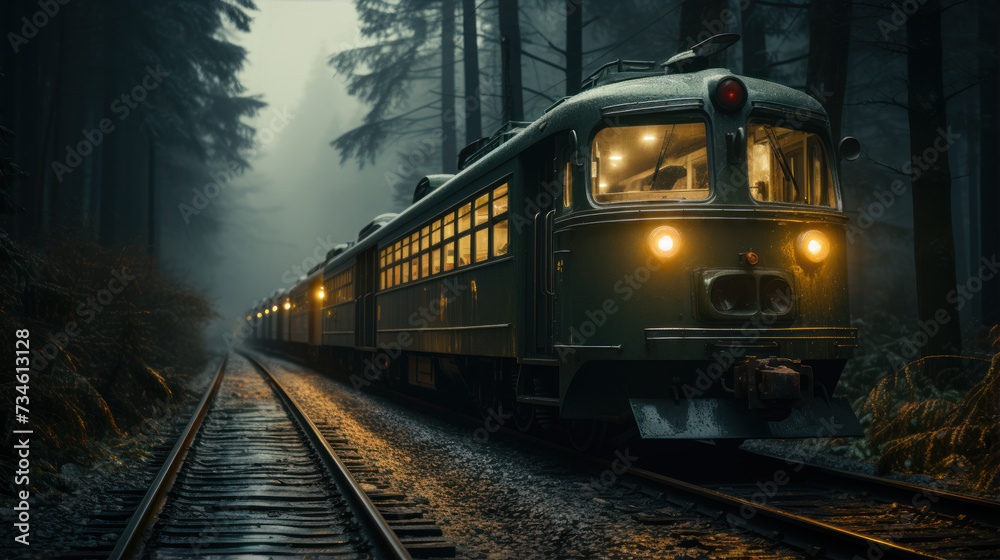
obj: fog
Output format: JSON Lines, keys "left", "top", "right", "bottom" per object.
{"left": 199, "top": 1, "right": 398, "bottom": 338}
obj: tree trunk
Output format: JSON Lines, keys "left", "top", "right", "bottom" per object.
{"left": 441, "top": 0, "right": 457, "bottom": 173}
{"left": 741, "top": 1, "right": 768, "bottom": 79}
{"left": 978, "top": 0, "right": 1000, "bottom": 328}
{"left": 565, "top": 0, "right": 582, "bottom": 96}
{"left": 806, "top": 1, "right": 852, "bottom": 140}
{"left": 499, "top": 0, "right": 523, "bottom": 122}
{"left": 462, "top": 0, "right": 482, "bottom": 144}
{"left": 678, "top": 0, "right": 727, "bottom": 52}
{"left": 906, "top": 0, "right": 962, "bottom": 355}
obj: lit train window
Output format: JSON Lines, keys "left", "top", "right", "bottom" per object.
{"left": 394, "top": 265, "right": 401, "bottom": 285}
{"left": 402, "top": 260, "right": 410, "bottom": 283}
{"left": 458, "top": 203, "right": 471, "bottom": 233}
{"left": 474, "top": 194, "right": 489, "bottom": 226}
{"left": 475, "top": 228, "right": 489, "bottom": 263}
{"left": 422, "top": 253, "right": 430, "bottom": 277}
{"left": 458, "top": 235, "right": 471, "bottom": 266}
{"left": 493, "top": 220, "right": 509, "bottom": 256}
{"left": 412, "top": 232, "right": 419, "bottom": 245}
{"left": 411, "top": 258, "right": 419, "bottom": 281}
{"left": 747, "top": 122, "right": 835, "bottom": 208}
{"left": 432, "top": 248, "right": 442, "bottom": 274}
{"left": 444, "top": 242, "right": 456, "bottom": 270}
{"left": 431, "top": 220, "right": 441, "bottom": 245}
{"left": 591, "top": 122, "right": 710, "bottom": 203}
{"left": 402, "top": 239, "right": 410, "bottom": 259}
{"left": 443, "top": 213, "right": 455, "bottom": 239}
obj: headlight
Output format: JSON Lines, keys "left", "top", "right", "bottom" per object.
{"left": 648, "top": 226, "right": 681, "bottom": 259}
{"left": 797, "top": 230, "right": 829, "bottom": 263}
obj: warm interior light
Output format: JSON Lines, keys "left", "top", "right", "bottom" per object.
{"left": 643, "top": 136, "right": 656, "bottom": 141}
{"left": 247, "top": 316, "right": 251, "bottom": 321}
{"left": 797, "top": 230, "right": 830, "bottom": 263}
{"left": 272, "top": 305, "right": 277, "bottom": 312}
{"left": 648, "top": 226, "right": 681, "bottom": 258}
{"left": 609, "top": 155, "right": 623, "bottom": 160}
{"left": 284, "top": 302, "right": 291, "bottom": 310}
{"left": 257, "top": 312, "right": 262, "bottom": 318}
{"left": 318, "top": 289, "right": 325, "bottom": 299}
{"left": 265, "top": 309, "right": 269, "bottom": 314}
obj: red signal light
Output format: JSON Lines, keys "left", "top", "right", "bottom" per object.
{"left": 715, "top": 78, "right": 746, "bottom": 111}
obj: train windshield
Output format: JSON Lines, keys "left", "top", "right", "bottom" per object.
{"left": 747, "top": 122, "right": 836, "bottom": 208}
{"left": 591, "top": 122, "right": 710, "bottom": 203}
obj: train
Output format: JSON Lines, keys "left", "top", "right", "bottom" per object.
{"left": 243, "top": 34, "right": 864, "bottom": 450}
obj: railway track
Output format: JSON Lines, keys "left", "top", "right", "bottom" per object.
{"left": 87, "top": 353, "right": 423, "bottom": 559}
{"left": 257, "top": 351, "right": 998, "bottom": 560}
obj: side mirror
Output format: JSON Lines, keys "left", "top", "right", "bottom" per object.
{"left": 838, "top": 136, "right": 861, "bottom": 161}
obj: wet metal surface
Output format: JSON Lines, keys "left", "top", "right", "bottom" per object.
{"left": 143, "top": 355, "right": 368, "bottom": 559}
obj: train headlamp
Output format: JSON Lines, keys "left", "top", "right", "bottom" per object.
{"left": 797, "top": 230, "right": 830, "bottom": 263}
{"left": 713, "top": 77, "right": 747, "bottom": 112}
{"left": 648, "top": 226, "right": 681, "bottom": 259}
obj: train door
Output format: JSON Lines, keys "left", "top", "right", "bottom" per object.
{"left": 354, "top": 249, "right": 378, "bottom": 350}
{"left": 523, "top": 138, "right": 559, "bottom": 359}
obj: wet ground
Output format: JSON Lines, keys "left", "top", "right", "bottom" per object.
{"left": 257, "top": 353, "right": 802, "bottom": 560}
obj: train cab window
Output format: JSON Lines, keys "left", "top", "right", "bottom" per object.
{"left": 444, "top": 242, "right": 455, "bottom": 270}
{"left": 493, "top": 220, "right": 508, "bottom": 256}
{"left": 591, "top": 122, "right": 710, "bottom": 203}
{"left": 458, "top": 203, "right": 471, "bottom": 233}
{"left": 402, "top": 239, "right": 410, "bottom": 259}
{"left": 457, "top": 235, "right": 471, "bottom": 267}
{"left": 443, "top": 213, "right": 455, "bottom": 240}
{"left": 380, "top": 271, "right": 385, "bottom": 289}
{"left": 747, "top": 122, "right": 836, "bottom": 208}
{"left": 422, "top": 252, "right": 430, "bottom": 277}
{"left": 412, "top": 258, "right": 420, "bottom": 281}
{"left": 433, "top": 247, "right": 443, "bottom": 273}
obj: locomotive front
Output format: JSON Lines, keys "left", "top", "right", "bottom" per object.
{"left": 555, "top": 64, "right": 862, "bottom": 440}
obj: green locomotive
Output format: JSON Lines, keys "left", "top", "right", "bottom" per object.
{"left": 249, "top": 35, "right": 863, "bottom": 449}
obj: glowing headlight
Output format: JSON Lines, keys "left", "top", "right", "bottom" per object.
{"left": 648, "top": 226, "right": 681, "bottom": 258}
{"left": 284, "top": 302, "right": 291, "bottom": 310}
{"left": 797, "top": 230, "right": 830, "bottom": 263}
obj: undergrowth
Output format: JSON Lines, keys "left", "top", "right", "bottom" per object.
{"left": 0, "top": 227, "right": 217, "bottom": 495}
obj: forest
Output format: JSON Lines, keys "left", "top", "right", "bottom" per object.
{"left": 1, "top": 0, "right": 998, "bottom": 495}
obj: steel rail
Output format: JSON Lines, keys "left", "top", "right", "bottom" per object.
{"left": 744, "top": 449, "right": 1000, "bottom": 529}
{"left": 241, "top": 351, "right": 412, "bottom": 560}
{"left": 108, "top": 355, "right": 229, "bottom": 560}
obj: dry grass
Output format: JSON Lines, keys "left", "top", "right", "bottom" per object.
{"left": 0, "top": 226, "right": 217, "bottom": 491}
